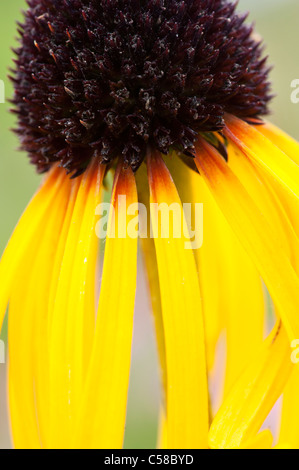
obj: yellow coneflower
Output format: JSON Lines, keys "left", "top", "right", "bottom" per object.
{"left": 1, "top": 0, "right": 299, "bottom": 449}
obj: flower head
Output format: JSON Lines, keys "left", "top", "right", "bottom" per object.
{"left": 14, "top": 0, "right": 270, "bottom": 173}
{"left": 1, "top": 0, "right": 299, "bottom": 450}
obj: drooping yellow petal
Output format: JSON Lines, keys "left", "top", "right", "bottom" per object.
{"left": 8, "top": 280, "right": 42, "bottom": 449}
{"left": 147, "top": 150, "right": 209, "bottom": 449}
{"left": 47, "top": 177, "right": 82, "bottom": 329}
{"left": 228, "top": 141, "right": 299, "bottom": 275}
{"left": 64, "top": 164, "right": 105, "bottom": 422}
{"left": 240, "top": 430, "right": 274, "bottom": 450}
{"left": 259, "top": 121, "right": 299, "bottom": 166}
{"left": 227, "top": 142, "right": 294, "bottom": 260}
{"left": 46, "top": 162, "right": 105, "bottom": 448}
{"left": 220, "top": 231, "right": 265, "bottom": 396}
{"left": 73, "top": 163, "right": 138, "bottom": 449}
{"left": 165, "top": 154, "right": 223, "bottom": 373}
{"left": 34, "top": 178, "right": 81, "bottom": 449}
{"left": 136, "top": 165, "right": 168, "bottom": 449}
{"left": 193, "top": 188, "right": 224, "bottom": 373}
{"left": 195, "top": 147, "right": 265, "bottom": 394}
{"left": 8, "top": 170, "right": 72, "bottom": 449}
{"left": 229, "top": 139, "right": 299, "bottom": 446}
{"left": 265, "top": 170, "right": 299, "bottom": 258}
{"left": 274, "top": 443, "right": 293, "bottom": 449}
{"left": 32, "top": 177, "right": 77, "bottom": 448}
{"left": 224, "top": 114, "right": 299, "bottom": 202}
{"left": 0, "top": 165, "right": 63, "bottom": 329}
{"left": 8, "top": 376, "right": 32, "bottom": 448}
{"left": 136, "top": 164, "right": 167, "bottom": 402}
{"left": 157, "top": 407, "right": 168, "bottom": 450}
{"left": 48, "top": 167, "right": 93, "bottom": 448}
{"left": 167, "top": 153, "right": 264, "bottom": 399}
{"left": 278, "top": 368, "right": 299, "bottom": 448}
{"left": 195, "top": 138, "right": 299, "bottom": 343}
{"left": 242, "top": 124, "right": 299, "bottom": 268}
{"left": 209, "top": 323, "right": 293, "bottom": 449}
{"left": 244, "top": 125, "right": 299, "bottom": 449}
{"left": 253, "top": 169, "right": 299, "bottom": 277}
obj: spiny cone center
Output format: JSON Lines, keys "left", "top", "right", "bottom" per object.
{"left": 13, "top": 0, "right": 271, "bottom": 175}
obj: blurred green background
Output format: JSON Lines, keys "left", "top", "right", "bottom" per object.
{"left": 0, "top": 0, "right": 298, "bottom": 449}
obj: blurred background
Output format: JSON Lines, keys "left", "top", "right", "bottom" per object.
{"left": 0, "top": 0, "right": 298, "bottom": 449}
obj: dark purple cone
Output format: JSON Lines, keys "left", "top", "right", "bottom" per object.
{"left": 12, "top": 0, "right": 272, "bottom": 174}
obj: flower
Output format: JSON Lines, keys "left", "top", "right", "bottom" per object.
{"left": 1, "top": 0, "right": 299, "bottom": 449}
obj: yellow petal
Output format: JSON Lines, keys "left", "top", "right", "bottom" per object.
{"left": 227, "top": 141, "right": 299, "bottom": 277}
{"left": 224, "top": 114, "right": 299, "bottom": 202}
{"left": 136, "top": 164, "right": 167, "bottom": 402}
{"left": 8, "top": 281, "right": 41, "bottom": 449}
{"left": 274, "top": 443, "right": 293, "bottom": 449}
{"left": 241, "top": 125, "right": 299, "bottom": 269}
{"left": 48, "top": 167, "right": 93, "bottom": 448}
{"left": 8, "top": 375, "right": 40, "bottom": 449}
{"left": 231, "top": 124, "right": 299, "bottom": 448}
{"left": 147, "top": 150, "right": 209, "bottom": 449}
{"left": 220, "top": 231, "right": 265, "bottom": 397}
{"left": 165, "top": 154, "right": 224, "bottom": 372}
{"left": 195, "top": 138, "right": 299, "bottom": 343}
{"left": 0, "top": 166, "right": 64, "bottom": 329}
{"left": 8, "top": 171, "right": 72, "bottom": 449}
{"left": 227, "top": 142, "right": 294, "bottom": 260}
{"left": 136, "top": 164, "right": 167, "bottom": 451}
{"left": 157, "top": 407, "right": 168, "bottom": 450}
{"left": 167, "top": 153, "right": 265, "bottom": 400}
{"left": 246, "top": 159, "right": 299, "bottom": 276}
{"left": 73, "top": 164, "right": 138, "bottom": 449}
{"left": 196, "top": 147, "right": 265, "bottom": 393}
{"left": 209, "top": 323, "right": 293, "bottom": 449}
{"left": 64, "top": 164, "right": 104, "bottom": 423}
{"left": 259, "top": 121, "right": 299, "bottom": 166}
{"left": 240, "top": 430, "right": 273, "bottom": 450}
{"left": 32, "top": 179, "right": 76, "bottom": 448}
{"left": 256, "top": 123, "right": 299, "bottom": 248}
{"left": 278, "top": 368, "right": 299, "bottom": 448}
